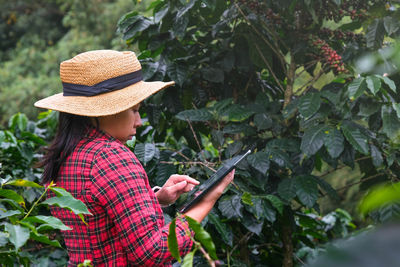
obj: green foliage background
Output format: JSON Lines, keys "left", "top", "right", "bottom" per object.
{"left": 2, "top": 0, "right": 400, "bottom": 266}
{"left": 0, "top": 0, "right": 140, "bottom": 124}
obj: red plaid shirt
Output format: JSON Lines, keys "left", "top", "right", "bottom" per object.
{"left": 50, "top": 127, "right": 193, "bottom": 266}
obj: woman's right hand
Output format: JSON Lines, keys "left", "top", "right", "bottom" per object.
{"left": 184, "top": 169, "right": 235, "bottom": 222}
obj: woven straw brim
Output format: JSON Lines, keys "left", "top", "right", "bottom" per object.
{"left": 34, "top": 80, "right": 175, "bottom": 117}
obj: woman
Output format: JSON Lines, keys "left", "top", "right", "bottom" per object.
{"left": 35, "top": 50, "right": 234, "bottom": 266}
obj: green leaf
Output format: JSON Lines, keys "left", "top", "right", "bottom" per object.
{"left": 298, "top": 92, "right": 321, "bottom": 119}
{"left": 264, "top": 195, "right": 284, "bottom": 215}
{"left": 143, "top": 61, "right": 160, "bottom": 80}
{"left": 134, "top": 143, "right": 157, "bottom": 165}
{"left": 247, "top": 152, "right": 270, "bottom": 174}
{"left": 0, "top": 189, "right": 25, "bottom": 207}
{"left": 0, "top": 209, "right": 22, "bottom": 219}
{"left": 167, "top": 218, "right": 181, "bottom": 263}
{"left": 167, "top": 63, "right": 187, "bottom": 87}
{"left": 323, "top": 127, "right": 344, "bottom": 158}
{"left": 315, "top": 177, "right": 339, "bottom": 201}
{"left": 393, "top": 103, "right": 400, "bottom": 119}
{"left": 42, "top": 196, "right": 92, "bottom": 216}
{"left": 347, "top": 77, "right": 366, "bottom": 100}
{"left": 208, "top": 213, "right": 233, "bottom": 246}
{"left": 383, "top": 16, "right": 400, "bottom": 36}
{"left": 122, "top": 16, "right": 153, "bottom": 40}
{"left": 50, "top": 187, "right": 73, "bottom": 198}
{"left": 381, "top": 105, "right": 400, "bottom": 141}
{"left": 185, "top": 215, "right": 217, "bottom": 260}
{"left": 266, "top": 138, "right": 300, "bottom": 152}
{"left": 0, "top": 232, "right": 8, "bottom": 246}
{"left": 181, "top": 249, "right": 195, "bottom": 267}
{"left": 332, "top": 0, "right": 341, "bottom": 5}
{"left": 201, "top": 68, "right": 224, "bottom": 83}
{"left": 5, "top": 223, "right": 30, "bottom": 251}
{"left": 296, "top": 175, "right": 319, "bottom": 208}
{"left": 0, "top": 210, "right": 21, "bottom": 219}
{"left": 358, "top": 98, "right": 381, "bottom": 117}
{"left": 30, "top": 232, "right": 61, "bottom": 248}
{"left": 173, "top": 15, "right": 189, "bottom": 38}
{"left": 250, "top": 198, "right": 276, "bottom": 222}
{"left": 155, "top": 163, "right": 176, "bottom": 186}
{"left": 21, "top": 131, "right": 47, "bottom": 145}
{"left": 222, "top": 105, "right": 255, "bottom": 122}
{"left": 366, "top": 75, "right": 381, "bottom": 95}
{"left": 278, "top": 178, "right": 297, "bottom": 202}
{"left": 370, "top": 144, "right": 384, "bottom": 167}
{"left": 381, "top": 76, "right": 396, "bottom": 92}
{"left": 22, "top": 215, "right": 71, "bottom": 231}
{"left": 223, "top": 123, "right": 256, "bottom": 135}
{"left": 5, "top": 180, "right": 43, "bottom": 188}
{"left": 218, "top": 195, "right": 243, "bottom": 219}
{"left": 213, "top": 98, "right": 233, "bottom": 112}
{"left": 267, "top": 148, "right": 291, "bottom": 168}
{"left": 366, "top": 19, "right": 385, "bottom": 48}
{"left": 341, "top": 122, "right": 369, "bottom": 154}
{"left": 359, "top": 182, "right": 400, "bottom": 215}
{"left": 301, "top": 124, "right": 329, "bottom": 156}
{"left": 177, "top": 0, "right": 196, "bottom": 17}
{"left": 8, "top": 113, "right": 28, "bottom": 132}
{"left": 241, "top": 192, "right": 253, "bottom": 206}
{"left": 242, "top": 213, "right": 264, "bottom": 235}
{"left": 117, "top": 11, "right": 139, "bottom": 34}
{"left": 154, "top": 2, "right": 169, "bottom": 23}
{"left": 254, "top": 113, "right": 272, "bottom": 130}
{"left": 176, "top": 109, "right": 213, "bottom": 121}
{"left": 211, "top": 130, "right": 224, "bottom": 147}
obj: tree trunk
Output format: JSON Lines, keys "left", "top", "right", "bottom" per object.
{"left": 281, "top": 207, "right": 294, "bottom": 267}
{"left": 284, "top": 53, "right": 296, "bottom": 108}
{"left": 282, "top": 221, "right": 293, "bottom": 267}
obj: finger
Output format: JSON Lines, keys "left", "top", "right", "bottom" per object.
{"left": 182, "top": 175, "right": 200, "bottom": 185}
{"left": 182, "top": 183, "right": 196, "bottom": 193}
{"left": 170, "top": 180, "right": 188, "bottom": 192}
{"left": 169, "top": 174, "right": 200, "bottom": 185}
{"left": 221, "top": 169, "right": 235, "bottom": 186}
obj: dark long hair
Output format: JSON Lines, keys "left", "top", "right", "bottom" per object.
{"left": 38, "top": 112, "right": 93, "bottom": 184}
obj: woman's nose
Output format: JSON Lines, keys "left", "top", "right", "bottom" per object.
{"left": 135, "top": 113, "right": 143, "bottom": 127}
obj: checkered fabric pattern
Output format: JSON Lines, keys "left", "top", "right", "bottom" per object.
{"left": 50, "top": 127, "right": 193, "bottom": 266}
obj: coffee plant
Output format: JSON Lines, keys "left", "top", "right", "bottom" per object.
{"left": 117, "top": 0, "right": 400, "bottom": 266}
{"left": 0, "top": 112, "right": 91, "bottom": 266}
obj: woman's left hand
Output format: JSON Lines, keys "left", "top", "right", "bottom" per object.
{"left": 155, "top": 175, "right": 200, "bottom": 206}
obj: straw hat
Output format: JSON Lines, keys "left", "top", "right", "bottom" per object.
{"left": 34, "top": 50, "right": 175, "bottom": 116}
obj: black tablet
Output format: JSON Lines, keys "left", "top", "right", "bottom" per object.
{"left": 179, "top": 149, "right": 252, "bottom": 213}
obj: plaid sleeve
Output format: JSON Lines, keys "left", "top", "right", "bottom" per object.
{"left": 90, "top": 144, "right": 193, "bottom": 265}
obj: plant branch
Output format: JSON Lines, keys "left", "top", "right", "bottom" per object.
{"left": 186, "top": 119, "right": 207, "bottom": 161}
{"left": 321, "top": 172, "right": 386, "bottom": 197}
{"left": 319, "top": 156, "right": 372, "bottom": 178}
{"left": 294, "top": 253, "right": 306, "bottom": 266}
{"left": 229, "top": 231, "right": 254, "bottom": 258}
{"left": 23, "top": 183, "right": 51, "bottom": 220}
{"left": 284, "top": 53, "right": 296, "bottom": 108}
{"left": 296, "top": 67, "right": 326, "bottom": 95}
{"left": 198, "top": 244, "right": 216, "bottom": 267}
{"left": 254, "top": 43, "right": 285, "bottom": 93}
{"left": 234, "top": 2, "right": 287, "bottom": 74}
{"left": 294, "top": 60, "right": 319, "bottom": 79}
{"left": 160, "top": 161, "right": 216, "bottom": 172}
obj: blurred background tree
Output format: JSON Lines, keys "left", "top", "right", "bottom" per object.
{"left": 0, "top": 0, "right": 146, "bottom": 125}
